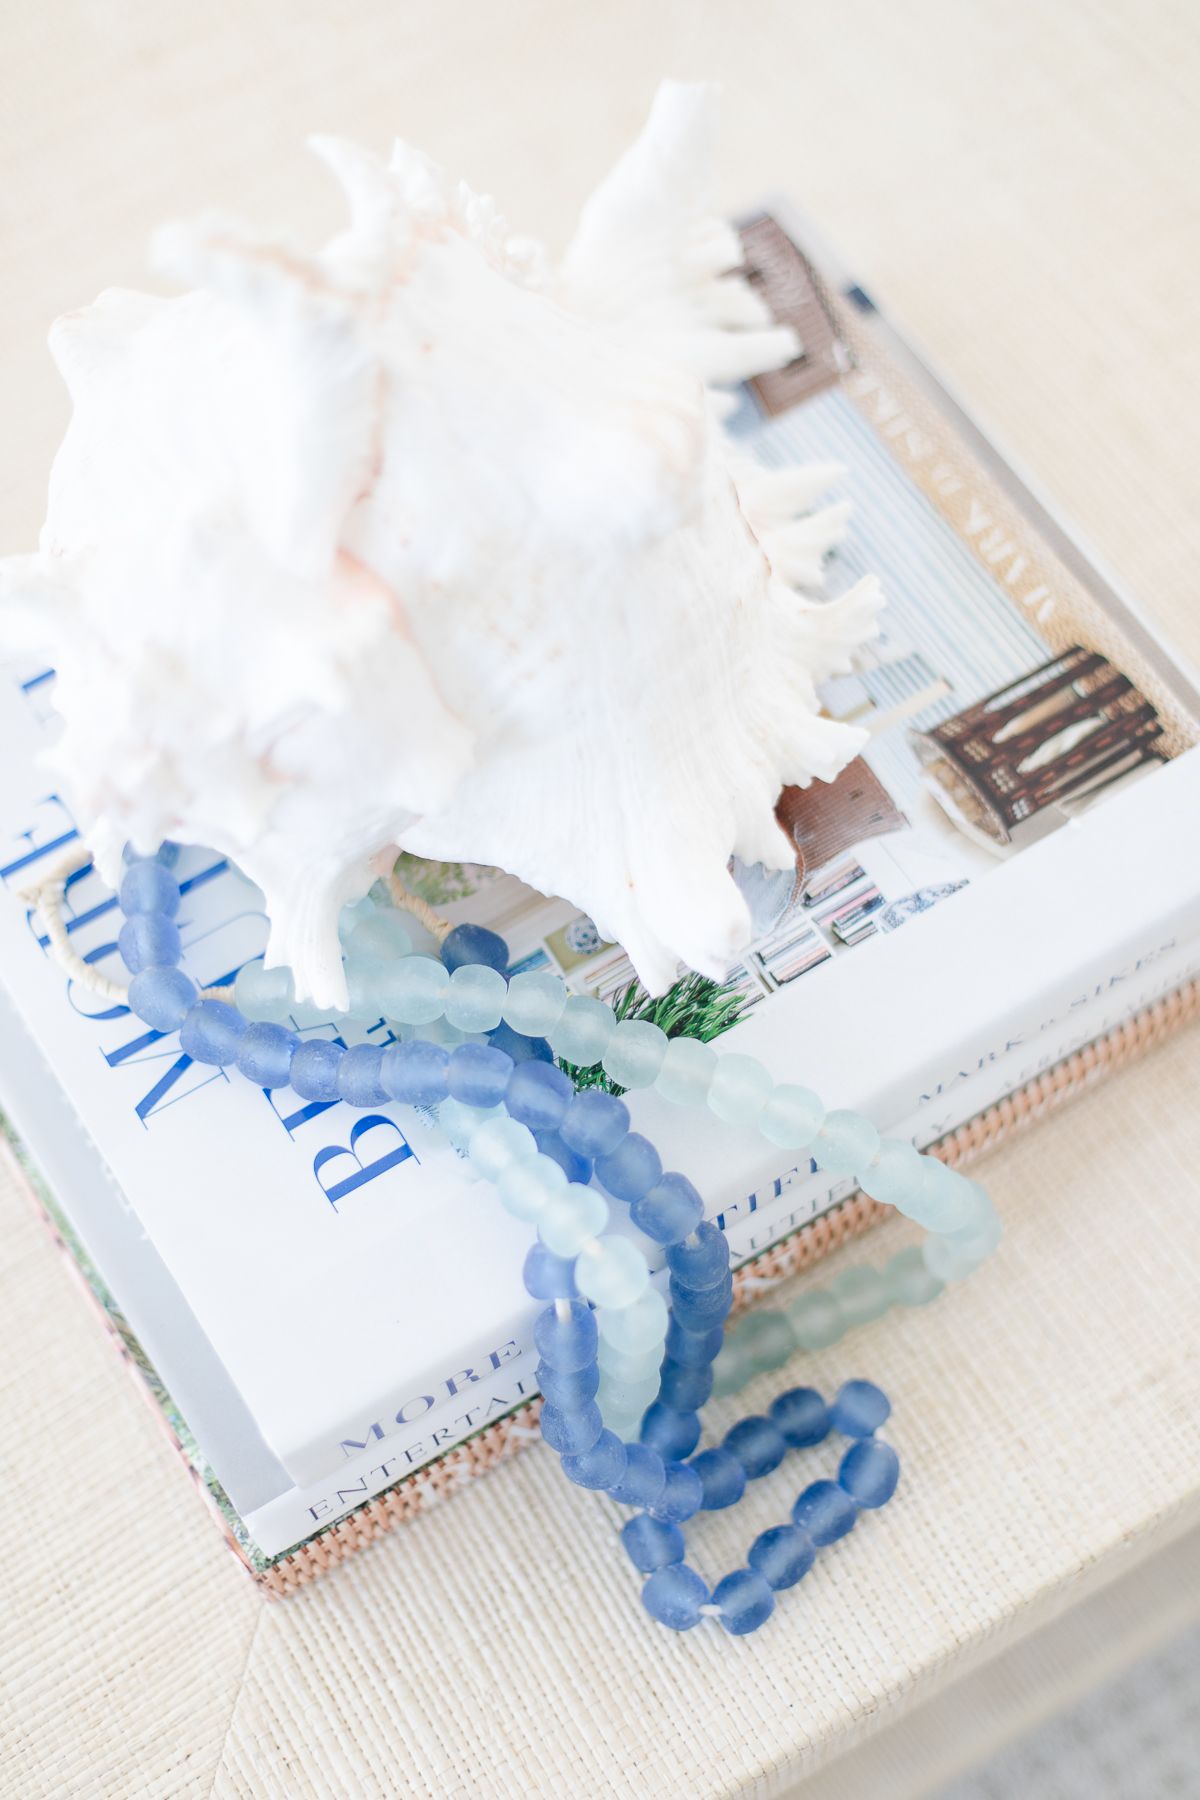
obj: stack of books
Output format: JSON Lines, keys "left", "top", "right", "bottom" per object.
{"left": 2, "top": 208, "right": 1197, "bottom": 1591}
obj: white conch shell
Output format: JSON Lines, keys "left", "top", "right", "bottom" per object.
{"left": 0, "top": 81, "right": 880, "bottom": 1007}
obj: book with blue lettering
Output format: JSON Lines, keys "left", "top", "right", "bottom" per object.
{"left": 2, "top": 208, "right": 1198, "bottom": 1586}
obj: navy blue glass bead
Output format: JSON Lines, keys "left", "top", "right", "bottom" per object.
{"left": 486, "top": 1020, "right": 553, "bottom": 1065}
{"left": 748, "top": 1525, "right": 815, "bottom": 1591}
{"left": 523, "top": 1243, "right": 579, "bottom": 1302}
{"left": 446, "top": 1042, "right": 514, "bottom": 1108}
{"left": 691, "top": 1446, "right": 747, "bottom": 1512}
{"left": 559, "top": 1090, "right": 631, "bottom": 1159}
{"left": 712, "top": 1568, "right": 775, "bottom": 1636}
{"left": 180, "top": 1000, "right": 246, "bottom": 1066}
{"left": 505, "top": 1060, "right": 573, "bottom": 1132}
{"left": 290, "top": 1039, "right": 344, "bottom": 1102}
{"left": 119, "top": 859, "right": 180, "bottom": 918}
{"left": 838, "top": 1438, "right": 900, "bottom": 1509}
{"left": 122, "top": 841, "right": 179, "bottom": 868}
{"left": 668, "top": 1272, "right": 733, "bottom": 1331}
{"left": 666, "top": 1220, "right": 729, "bottom": 1289}
{"left": 830, "top": 1379, "right": 891, "bottom": 1439}
{"left": 648, "top": 1460, "right": 703, "bottom": 1523}
{"left": 769, "top": 1387, "right": 832, "bottom": 1449}
{"left": 236, "top": 1021, "right": 298, "bottom": 1088}
{"left": 533, "top": 1300, "right": 597, "bottom": 1372}
{"left": 630, "top": 1172, "right": 704, "bottom": 1245}
{"left": 534, "top": 1130, "right": 593, "bottom": 1186}
{"left": 792, "top": 1479, "right": 858, "bottom": 1545}
{"left": 641, "top": 1563, "right": 708, "bottom": 1631}
{"left": 608, "top": 1442, "right": 667, "bottom": 1510}
{"left": 440, "top": 922, "right": 510, "bottom": 974}
{"left": 380, "top": 1039, "right": 449, "bottom": 1106}
{"left": 621, "top": 1514, "right": 685, "bottom": 1573}
{"left": 723, "top": 1415, "right": 788, "bottom": 1480}
{"left": 657, "top": 1359, "right": 713, "bottom": 1412}
{"left": 561, "top": 1429, "right": 627, "bottom": 1491}
{"left": 664, "top": 1318, "right": 725, "bottom": 1368}
{"left": 128, "top": 965, "right": 197, "bottom": 1032}
{"left": 639, "top": 1402, "right": 701, "bottom": 1461}
{"left": 337, "top": 1043, "right": 388, "bottom": 1106}
{"left": 535, "top": 1359, "right": 598, "bottom": 1409}
{"left": 540, "top": 1400, "right": 603, "bottom": 1456}
{"left": 118, "top": 910, "right": 181, "bottom": 974}
{"left": 594, "top": 1132, "right": 663, "bottom": 1203}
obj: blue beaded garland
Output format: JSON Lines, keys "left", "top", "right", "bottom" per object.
{"left": 290, "top": 1039, "right": 344, "bottom": 1101}
{"left": 441, "top": 922, "right": 510, "bottom": 973}
{"left": 118, "top": 910, "right": 182, "bottom": 974}
{"left": 621, "top": 1514, "right": 686, "bottom": 1573}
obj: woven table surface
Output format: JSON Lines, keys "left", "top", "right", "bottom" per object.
{"left": 2, "top": 4, "right": 1199, "bottom": 1796}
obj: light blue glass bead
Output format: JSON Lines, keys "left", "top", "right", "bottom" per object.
{"left": 497, "top": 1152, "right": 567, "bottom": 1222}
{"left": 861, "top": 1139, "right": 926, "bottom": 1209}
{"left": 930, "top": 1175, "right": 995, "bottom": 1240}
{"left": 922, "top": 1209, "right": 1002, "bottom": 1281}
{"left": 655, "top": 1036, "right": 717, "bottom": 1105}
{"left": 641, "top": 1563, "right": 708, "bottom": 1631}
{"left": 443, "top": 963, "right": 506, "bottom": 1033}
{"left": 180, "top": 1000, "right": 246, "bottom": 1066}
{"left": 468, "top": 1113, "right": 537, "bottom": 1178}
{"left": 236, "top": 1022, "right": 298, "bottom": 1088}
{"left": 122, "top": 841, "right": 179, "bottom": 868}
{"left": 536, "top": 1360, "right": 597, "bottom": 1408}
{"left": 128, "top": 965, "right": 197, "bottom": 1032}
{"left": 548, "top": 996, "right": 615, "bottom": 1069}
{"left": 668, "top": 1272, "right": 732, "bottom": 1331}
{"left": 885, "top": 1245, "right": 945, "bottom": 1307}
{"left": 524, "top": 1245, "right": 578, "bottom": 1302}
{"left": 233, "top": 959, "right": 295, "bottom": 1025}
{"left": 561, "top": 1430, "right": 627, "bottom": 1491}
{"left": 665, "top": 1318, "right": 725, "bottom": 1368}
{"left": 813, "top": 1109, "right": 881, "bottom": 1176}
{"left": 535, "top": 1130, "right": 592, "bottom": 1187}
{"left": 666, "top": 1221, "right": 728, "bottom": 1290}
{"left": 446, "top": 1042, "right": 514, "bottom": 1108}
{"left": 594, "top": 1133, "right": 662, "bottom": 1203}
{"left": 748, "top": 1525, "right": 815, "bottom": 1591}
{"left": 377, "top": 955, "right": 450, "bottom": 1025}
{"left": 289, "top": 1039, "right": 343, "bottom": 1101}
{"left": 597, "top": 1338, "right": 661, "bottom": 1384}
{"left": 502, "top": 969, "right": 566, "bottom": 1038}
{"left": 908, "top": 1158, "right": 977, "bottom": 1232}
{"left": 792, "top": 1479, "right": 857, "bottom": 1545}
{"left": 691, "top": 1447, "right": 746, "bottom": 1511}
{"left": 839, "top": 1438, "right": 900, "bottom": 1508}
{"left": 712, "top": 1568, "right": 775, "bottom": 1636}
{"left": 118, "top": 911, "right": 181, "bottom": 974}
{"left": 601, "top": 1019, "right": 668, "bottom": 1089}
{"left": 630, "top": 1172, "right": 703, "bottom": 1245}
{"left": 533, "top": 1300, "right": 597, "bottom": 1371}
{"left": 759, "top": 1083, "right": 824, "bottom": 1149}
{"left": 787, "top": 1289, "right": 845, "bottom": 1351}
{"left": 597, "top": 1388, "right": 657, "bottom": 1438}
{"left": 540, "top": 1400, "right": 603, "bottom": 1455}
{"left": 769, "top": 1387, "right": 830, "bottom": 1448}
{"left": 559, "top": 1091, "right": 630, "bottom": 1159}
{"left": 439, "top": 1096, "right": 495, "bottom": 1151}
{"left": 337, "top": 896, "right": 378, "bottom": 945}
{"left": 728, "top": 1311, "right": 796, "bottom": 1374}
{"left": 621, "top": 1513, "right": 685, "bottom": 1572}
{"left": 505, "top": 1061, "right": 573, "bottom": 1132}
{"left": 344, "top": 909, "right": 412, "bottom": 962}
{"left": 829, "top": 1265, "right": 891, "bottom": 1328}
{"left": 380, "top": 1039, "right": 450, "bottom": 1107}
{"left": 707, "top": 1053, "right": 772, "bottom": 1126}
{"left": 337, "top": 1044, "right": 388, "bottom": 1106}
{"left": 609, "top": 1443, "right": 667, "bottom": 1509}
{"left": 538, "top": 1183, "right": 609, "bottom": 1257}
{"left": 723, "top": 1415, "right": 787, "bottom": 1480}
{"left": 120, "top": 859, "right": 180, "bottom": 918}
{"left": 647, "top": 1461, "right": 704, "bottom": 1524}
{"left": 640, "top": 1402, "right": 701, "bottom": 1461}
{"left": 710, "top": 1341, "right": 754, "bottom": 1399}
{"left": 575, "top": 1236, "right": 649, "bottom": 1308}
{"left": 657, "top": 1359, "right": 712, "bottom": 1411}
{"left": 597, "top": 1287, "right": 668, "bottom": 1355}
{"left": 344, "top": 955, "right": 387, "bottom": 1020}
{"left": 830, "top": 1379, "right": 891, "bottom": 1438}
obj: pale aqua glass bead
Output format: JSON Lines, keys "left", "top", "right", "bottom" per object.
{"left": 906, "top": 1158, "right": 975, "bottom": 1232}
{"left": 337, "top": 896, "right": 377, "bottom": 945}
{"left": 861, "top": 1139, "right": 926, "bottom": 1211}
{"left": 830, "top": 1264, "right": 891, "bottom": 1327}
{"left": 813, "top": 1109, "right": 880, "bottom": 1177}
{"left": 549, "top": 996, "right": 616, "bottom": 1068}
{"left": 597, "top": 1287, "right": 669, "bottom": 1354}
{"left": 597, "top": 1337, "right": 661, "bottom": 1383}
{"left": 344, "top": 909, "right": 413, "bottom": 961}
{"left": 885, "top": 1245, "right": 944, "bottom": 1307}
{"left": 344, "top": 955, "right": 387, "bottom": 1020}
{"left": 787, "top": 1288, "right": 845, "bottom": 1350}
{"left": 497, "top": 1152, "right": 567, "bottom": 1222}
{"left": 234, "top": 960, "right": 295, "bottom": 1024}
{"left": 759, "top": 1083, "right": 824, "bottom": 1149}
{"left": 602, "top": 1019, "right": 668, "bottom": 1089}
{"left": 923, "top": 1206, "right": 1002, "bottom": 1282}
{"left": 502, "top": 969, "right": 567, "bottom": 1038}
{"left": 599, "top": 1403, "right": 651, "bottom": 1442}
{"left": 575, "top": 1236, "right": 650, "bottom": 1308}
{"left": 710, "top": 1341, "right": 754, "bottom": 1398}
{"left": 938, "top": 1176, "right": 994, "bottom": 1238}
{"left": 440, "top": 1097, "right": 497, "bottom": 1152}
{"left": 469, "top": 1115, "right": 537, "bottom": 1180}
{"left": 655, "top": 1036, "right": 717, "bottom": 1105}
{"left": 707, "top": 1053, "right": 772, "bottom": 1126}
{"left": 378, "top": 955, "right": 450, "bottom": 1025}
{"left": 538, "top": 1183, "right": 609, "bottom": 1257}
{"left": 598, "top": 1372, "right": 659, "bottom": 1414}
{"left": 444, "top": 963, "right": 507, "bottom": 1033}
{"left": 729, "top": 1309, "right": 796, "bottom": 1373}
